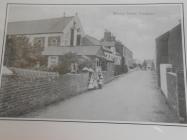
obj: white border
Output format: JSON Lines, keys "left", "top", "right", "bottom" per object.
{"left": 0, "top": 0, "right": 187, "bottom": 128}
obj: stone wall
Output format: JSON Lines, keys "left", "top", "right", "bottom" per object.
{"left": 0, "top": 73, "right": 89, "bottom": 117}
{"left": 156, "top": 24, "right": 186, "bottom": 121}
{"left": 103, "top": 62, "right": 114, "bottom": 83}
{"left": 177, "top": 71, "right": 187, "bottom": 121}
{"left": 11, "top": 67, "right": 59, "bottom": 78}
{"left": 156, "top": 24, "right": 183, "bottom": 86}
{"left": 167, "top": 72, "right": 179, "bottom": 116}
{"left": 103, "top": 71, "right": 114, "bottom": 84}
{"left": 166, "top": 71, "right": 187, "bottom": 122}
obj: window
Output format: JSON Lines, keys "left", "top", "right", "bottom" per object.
{"left": 52, "top": 39, "right": 57, "bottom": 46}
{"left": 48, "top": 36, "right": 60, "bottom": 47}
{"left": 49, "top": 56, "right": 58, "bottom": 67}
{"left": 33, "top": 37, "right": 45, "bottom": 47}
{"left": 76, "top": 34, "right": 81, "bottom": 46}
{"left": 70, "top": 28, "right": 74, "bottom": 46}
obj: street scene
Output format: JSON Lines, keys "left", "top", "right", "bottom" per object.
{"left": 24, "top": 70, "right": 178, "bottom": 123}
{"left": 0, "top": 4, "right": 186, "bottom": 124}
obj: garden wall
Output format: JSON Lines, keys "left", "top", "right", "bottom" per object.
{"left": 103, "top": 62, "right": 114, "bottom": 83}
{"left": 177, "top": 71, "right": 187, "bottom": 121}
{"left": 0, "top": 73, "right": 89, "bottom": 117}
{"left": 167, "top": 72, "right": 179, "bottom": 116}
{"left": 167, "top": 71, "right": 187, "bottom": 121}
{"left": 10, "top": 67, "right": 59, "bottom": 78}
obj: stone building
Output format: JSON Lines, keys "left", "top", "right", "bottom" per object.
{"left": 7, "top": 14, "right": 84, "bottom": 48}
{"left": 155, "top": 31, "right": 169, "bottom": 86}
{"left": 101, "top": 30, "right": 134, "bottom": 74}
{"left": 156, "top": 24, "right": 183, "bottom": 85}
{"left": 167, "top": 24, "right": 183, "bottom": 73}
{"left": 155, "top": 23, "right": 186, "bottom": 121}
{"left": 101, "top": 31, "right": 121, "bottom": 66}
{"left": 100, "top": 31, "right": 122, "bottom": 75}
{"left": 42, "top": 46, "right": 104, "bottom": 70}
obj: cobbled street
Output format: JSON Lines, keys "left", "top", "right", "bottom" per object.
{"left": 25, "top": 70, "right": 179, "bottom": 123}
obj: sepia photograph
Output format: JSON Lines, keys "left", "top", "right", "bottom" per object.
{"left": 0, "top": 3, "right": 186, "bottom": 124}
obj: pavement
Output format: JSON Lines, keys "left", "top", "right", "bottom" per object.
{"left": 24, "top": 70, "right": 179, "bottom": 123}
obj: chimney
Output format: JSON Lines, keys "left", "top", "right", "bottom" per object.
{"left": 104, "top": 30, "right": 112, "bottom": 41}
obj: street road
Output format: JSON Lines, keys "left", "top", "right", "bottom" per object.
{"left": 25, "top": 70, "right": 178, "bottom": 123}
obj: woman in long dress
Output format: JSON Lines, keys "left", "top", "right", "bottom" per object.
{"left": 88, "top": 70, "right": 98, "bottom": 90}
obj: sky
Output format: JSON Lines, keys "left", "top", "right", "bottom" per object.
{"left": 7, "top": 4, "right": 182, "bottom": 61}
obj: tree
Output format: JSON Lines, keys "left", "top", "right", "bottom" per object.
{"left": 4, "top": 35, "right": 47, "bottom": 69}
{"left": 4, "top": 35, "right": 31, "bottom": 67}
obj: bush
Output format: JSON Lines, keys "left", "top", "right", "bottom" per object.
{"left": 4, "top": 35, "right": 47, "bottom": 69}
{"left": 51, "top": 64, "right": 70, "bottom": 75}
{"left": 49, "top": 53, "right": 93, "bottom": 75}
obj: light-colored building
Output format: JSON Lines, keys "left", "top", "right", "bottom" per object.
{"left": 7, "top": 14, "right": 84, "bottom": 48}
{"left": 42, "top": 46, "right": 104, "bottom": 69}
{"left": 101, "top": 31, "right": 121, "bottom": 66}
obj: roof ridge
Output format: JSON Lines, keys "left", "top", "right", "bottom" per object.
{"left": 57, "top": 46, "right": 101, "bottom": 48}
{"left": 42, "top": 46, "right": 102, "bottom": 56}
{"left": 85, "top": 34, "right": 99, "bottom": 40}
{"left": 8, "top": 16, "right": 74, "bottom": 23}
{"left": 7, "top": 16, "right": 75, "bottom": 35}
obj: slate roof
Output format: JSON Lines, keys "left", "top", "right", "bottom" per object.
{"left": 81, "top": 35, "right": 101, "bottom": 46}
{"left": 7, "top": 16, "right": 74, "bottom": 35}
{"left": 156, "top": 31, "right": 169, "bottom": 41}
{"left": 156, "top": 24, "right": 181, "bottom": 41}
{"left": 42, "top": 46, "right": 104, "bottom": 57}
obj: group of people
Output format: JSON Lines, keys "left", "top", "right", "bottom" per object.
{"left": 87, "top": 68, "right": 104, "bottom": 90}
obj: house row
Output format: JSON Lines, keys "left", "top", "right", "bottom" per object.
{"left": 155, "top": 23, "right": 186, "bottom": 122}
{"left": 6, "top": 14, "right": 134, "bottom": 76}
{"left": 101, "top": 30, "right": 134, "bottom": 75}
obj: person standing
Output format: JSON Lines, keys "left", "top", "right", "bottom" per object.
{"left": 97, "top": 70, "right": 103, "bottom": 89}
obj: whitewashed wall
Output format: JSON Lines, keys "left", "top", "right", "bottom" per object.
{"left": 160, "top": 64, "right": 172, "bottom": 98}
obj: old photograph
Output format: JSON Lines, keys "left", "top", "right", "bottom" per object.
{"left": 0, "top": 3, "right": 186, "bottom": 124}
